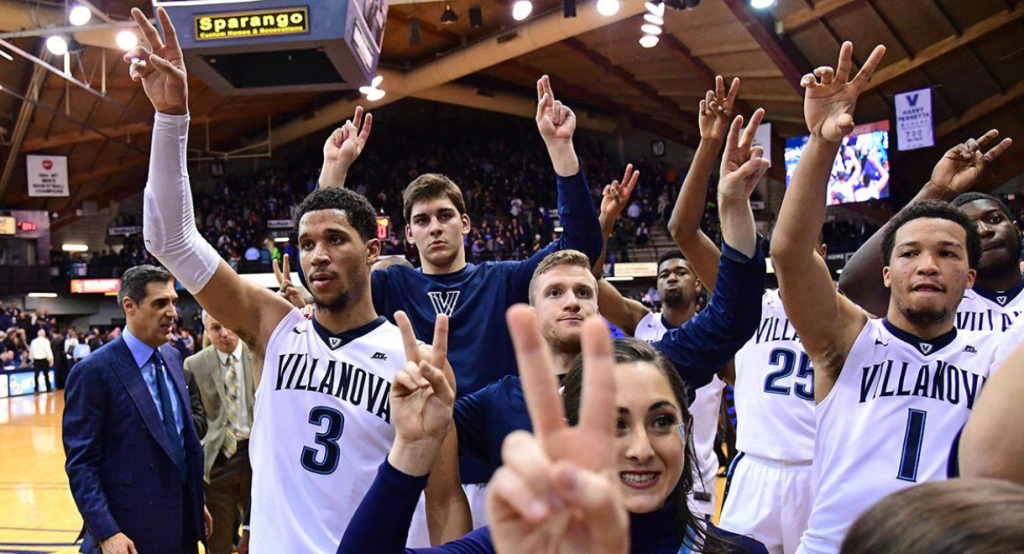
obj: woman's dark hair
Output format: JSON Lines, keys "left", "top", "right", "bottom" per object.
{"left": 841, "top": 478, "right": 1024, "bottom": 554}
{"left": 563, "top": 338, "right": 741, "bottom": 553}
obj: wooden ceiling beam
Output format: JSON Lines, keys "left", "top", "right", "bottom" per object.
{"left": 388, "top": 10, "right": 461, "bottom": 44}
{"left": 781, "top": 0, "right": 862, "bottom": 34}
{"left": 865, "top": 4, "right": 1024, "bottom": 92}
{"left": 659, "top": 34, "right": 758, "bottom": 117}
{"left": 935, "top": 80, "right": 1024, "bottom": 139}
{"left": 561, "top": 38, "right": 698, "bottom": 134}
{"left": 720, "top": 0, "right": 811, "bottom": 94}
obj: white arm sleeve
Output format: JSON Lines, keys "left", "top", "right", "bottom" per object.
{"left": 143, "top": 112, "right": 221, "bottom": 294}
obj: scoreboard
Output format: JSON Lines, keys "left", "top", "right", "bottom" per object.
{"left": 156, "top": 0, "right": 387, "bottom": 94}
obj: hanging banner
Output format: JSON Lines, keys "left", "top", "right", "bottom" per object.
{"left": 752, "top": 122, "right": 772, "bottom": 167}
{"left": 895, "top": 88, "right": 934, "bottom": 151}
{"left": 26, "top": 155, "right": 69, "bottom": 197}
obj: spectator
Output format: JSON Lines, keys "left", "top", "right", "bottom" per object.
{"left": 244, "top": 245, "right": 259, "bottom": 261}
{"left": 636, "top": 221, "right": 650, "bottom": 245}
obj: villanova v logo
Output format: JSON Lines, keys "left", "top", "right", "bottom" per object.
{"left": 997, "top": 295, "right": 1008, "bottom": 306}
{"left": 907, "top": 93, "right": 920, "bottom": 107}
{"left": 919, "top": 342, "right": 933, "bottom": 355}
{"left": 428, "top": 291, "right": 461, "bottom": 316}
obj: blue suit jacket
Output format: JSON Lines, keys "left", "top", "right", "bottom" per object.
{"left": 63, "top": 336, "right": 206, "bottom": 553}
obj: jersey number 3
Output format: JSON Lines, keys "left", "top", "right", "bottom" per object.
{"left": 301, "top": 406, "right": 345, "bottom": 475}
{"left": 763, "top": 348, "right": 814, "bottom": 400}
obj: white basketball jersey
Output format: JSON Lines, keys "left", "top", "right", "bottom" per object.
{"left": 634, "top": 312, "right": 724, "bottom": 518}
{"left": 798, "top": 318, "right": 1000, "bottom": 554}
{"left": 733, "top": 290, "right": 815, "bottom": 462}
{"left": 955, "top": 280, "right": 1024, "bottom": 333}
{"left": 250, "top": 310, "right": 430, "bottom": 553}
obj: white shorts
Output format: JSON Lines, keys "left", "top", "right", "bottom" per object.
{"left": 718, "top": 453, "right": 814, "bottom": 554}
{"left": 463, "top": 483, "right": 490, "bottom": 530}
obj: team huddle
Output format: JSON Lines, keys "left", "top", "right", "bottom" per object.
{"left": 60, "top": 6, "right": 1024, "bottom": 554}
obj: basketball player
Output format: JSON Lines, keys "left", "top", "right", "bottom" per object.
{"left": 594, "top": 77, "right": 750, "bottom": 522}
{"left": 838, "top": 132, "right": 1015, "bottom": 330}
{"left": 125, "top": 7, "right": 467, "bottom": 551}
{"left": 315, "top": 76, "right": 603, "bottom": 490}
{"left": 666, "top": 91, "right": 816, "bottom": 553}
{"left": 771, "top": 41, "right": 1002, "bottom": 554}
{"left": 455, "top": 106, "right": 768, "bottom": 509}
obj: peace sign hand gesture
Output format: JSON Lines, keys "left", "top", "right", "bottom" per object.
{"left": 699, "top": 76, "right": 740, "bottom": 142}
{"left": 273, "top": 254, "right": 311, "bottom": 310}
{"left": 387, "top": 312, "right": 455, "bottom": 477}
{"left": 600, "top": 165, "right": 640, "bottom": 224}
{"left": 802, "top": 42, "right": 886, "bottom": 143}
{"left": 123, "top": 7, "right": 188, "bottom": 115}
{"left": 719, "top": 108, "right": 770, "bottom": 201}
{"left": 486, "top": 306, "right": 628, "bottom": 554}
{"left": 928, "top": 129, "right": 1013, "bottom": 197}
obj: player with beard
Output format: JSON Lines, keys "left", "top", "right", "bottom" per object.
{"left": 838, "top": 132, "right": 1015, "bottom": 332}
{"left": 771, "top": 41, "right": 1004, "bottom": 554}
{"left": 127, "top": 8, "right": 467, "bottom": 552}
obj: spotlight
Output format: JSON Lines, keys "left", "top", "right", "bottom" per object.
{"left": 596, "top": 0, "right": 619, "bottom": 16}
{"left": 563, "top": 0, "right": 577, "bottom": 18}
{"left": 69, "top": 5, "right": 92, "bottom": 26}
{"left": 62, "top": 243, "right": 88, "bottom": 252}
{"left": 46, "top": 36, "right": 68, "bottom": 56}
{"left": 640, "top": 23, "right": 662, "bottom": 35}
{"left": 359, "top": 75, "right": 386, "bottom": 102}
{"left": 639, "top": 35, "right": 659, "bottom": 48}
{"left": 645, "top": 1, "right": 665, "bottom": 16}
{"left": 469, "top": 5, "right": 483, "bottom": 27}
{"left": 750, "top": 0, "right": 775, "bottom": 7}
{"left": 366, "top": 89, "right": 386, "bottom": 101}
{"left": 116, "top": 29, "right": 138, "bottom": 51}
{"left": 513, "top": 0, "right": 533, "bottom": 21}
{"left": 643, "top": 13, "right": 664, "bottom": 25}
{"left": 440, "top": 2, "right": 459, "bottom": 24}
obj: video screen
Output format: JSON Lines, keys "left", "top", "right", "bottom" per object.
{"left": 784, "top": 120, "right": 890, "bottom": 206}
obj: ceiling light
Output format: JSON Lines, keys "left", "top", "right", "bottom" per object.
{"left": 596, "top": 0, "right": 619, "bottom": 16}
{"left": 645, "top": 1, "right": 665, "bottom": 16}
{"left": 366, "top": 89, "right": 386, "bottom": 102}
{"left": 440, "top": 2, "right": 458, "bottom": 24}
{"left": 750, "top": 0, "right": 775, "bottom": 8}
{"left": 639, "top": 35, "right": 660, "bottom": 48}
{"left": 469, "top": 4, "right": 483, "bottom": 27}
{"left": 116, "top": 30, "right": 138, "bottom": 51}
{"left": 563, "top": 0, "right": 577, "bottom": 18}
{"left": 46, "top": 36, "right": 68, "bottom": 56}
{"left": 0, "top": 49, "right": 12, "bottom": 61}
{"left": 643, "top": 13, "right": 664, "bottom": 25}
{"left": 372, "top": 75, "right": 383, "bottom": 88}
{"left": 29, "top": 292, "right": 58, "bottom": 298}
{"left": 273, "top": 237, "right": 289, "bottom": 243}
{"left": 69, "top": 5, "right": 92, "bottom": 26}
{"left": 641, "top": 24, "right": 663, "bottom": 35}
{"left": 513, "top": 0, "right": 533, "bottom": 21}
{"left": 62, "top": 243, "right": 88, "bottom": 252}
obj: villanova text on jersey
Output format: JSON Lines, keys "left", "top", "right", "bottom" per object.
{"left": 272, "top": 352, "right": 392, "bottom": 424}
{"left": 857, "top": 356, "right": 986, "bottom": 409}
{"left": 753, "top": 314, "right": 801, "bottom": 344}
{"left": 955, "top": 285, "right": 1024, "bottom": 332}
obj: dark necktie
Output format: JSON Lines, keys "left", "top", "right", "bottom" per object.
{"left": 152, "top": 352, "right": 187, "bottom": 482}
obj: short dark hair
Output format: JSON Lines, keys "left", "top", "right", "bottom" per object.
{"left": 118, "top": 265, "right": 174, "bottom": 312}
{"left": 880, "top": 200, "right": 982, "bottom": 268}
{"left": 402, "top": 174, "right": 467, "bottom": 224}
{"left": 657, "top": 249, "right": 686, "bottom": 269}
{"left": 296, "top": 187, "right": 378, "bottom": 242}
{"left": 952, "top": 192, "right": 1013, "bottom": 221}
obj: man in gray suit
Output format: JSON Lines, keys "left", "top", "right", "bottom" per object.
{"left": 185, "top": 312, "right": 255, "bottom": 554}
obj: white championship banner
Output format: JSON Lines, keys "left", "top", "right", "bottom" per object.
{"left": 26, "top": 155, "right": 69, "bottom": 197}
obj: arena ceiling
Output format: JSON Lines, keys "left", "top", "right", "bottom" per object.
{"left": 1, "top": 0, "right": 1023, "bottom": 221}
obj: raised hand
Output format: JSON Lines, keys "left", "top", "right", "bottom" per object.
{"left": 123, "top": 7, "right": 187, "bottom": 115}
{"left": 486, "top": 307, "right": 628, "bottom": 554}
{"left": 388, "top": 312, "right": 454, "bottom": 476}
{"left": 599, "top": 165, "right": 640, "bottom": 223}
{"left": 536, "top": 75, "right": 577, "bottom": 145}
{"left": 929, "top": 130, "right": 1013, "bottom": 197}
{"left": 699, "top": 76, "right": 740, "bottom": 142}
{"left": 273, "top": 254, "right": 309, "bottom": 310}
{"left": 802, "top": 42, "right": 885, "bottom": 143}
{"left": 324, "top": 106, "right": 373, "bottom": 169}
{"left": 719, "top": 108, "right": 770, "bottom": 201}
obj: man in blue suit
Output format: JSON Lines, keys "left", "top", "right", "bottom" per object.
{"left": 64, "top": 265, "right": 211, "bottom": 554}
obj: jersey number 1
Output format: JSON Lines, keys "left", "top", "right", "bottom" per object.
{"left": 897, "top": 408, "right": 927, "bottom": 482}
{"left": 301, "top": 406, "right": 345, "bottom": 475}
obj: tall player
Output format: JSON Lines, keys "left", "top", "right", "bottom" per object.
{"left": 594, "top": 76, "right": 749, "bottom": 522}
{"left": 125, "top": 7, "right": 466, "bottom": 552}
{"left": 838, "top": 132, "right": 1015, "bottom": 330}
{"left": 771, "top": 41, "right": 1002, "bottom": 554}
{"left": 668, "top": 89, "right": 816, "bottom": 553}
